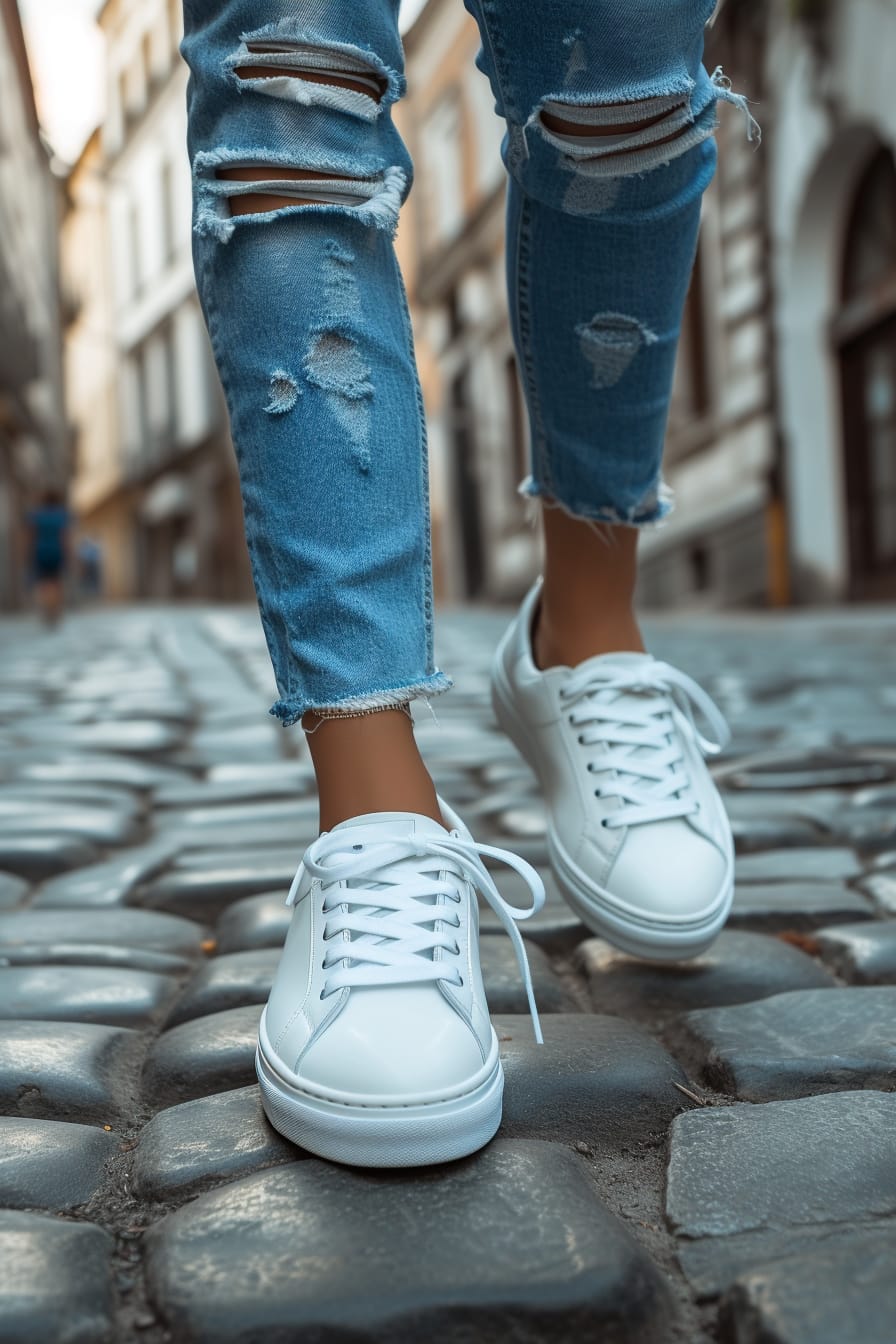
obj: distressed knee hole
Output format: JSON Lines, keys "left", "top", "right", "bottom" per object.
{"left": 528, "top": 67, "right": 759, "bottom": 184}
{"left": 539, "top": 95, "right": 694, "bottom": 160}
{"left": 234, "top": 52, "right": 386, "bottom": 103}
{"left": 194, "top": 148, "right": 407, "bottom": 242}
{"left": 226, "top": 37, "right": 394, "bottom": 119}
{"left": 214, "top": 165, "right": 376, "bottom": 217}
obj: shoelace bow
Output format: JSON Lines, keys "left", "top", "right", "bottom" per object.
{"left": 286, "top": 829, "right": 546, "bottom": 1042}
{"left": 559, "top": 660, "right": 731, "bottom": 828}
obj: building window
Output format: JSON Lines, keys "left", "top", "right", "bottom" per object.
{"left": 837, "top": 148, "right": 896, "bottom": 597}
{"left": 842, "top": 150, "right": 896, "bottom": 300}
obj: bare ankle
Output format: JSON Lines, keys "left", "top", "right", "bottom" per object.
{"left": 533, "top": 600, "right": 645, "bottom": 670}
{"left": 303, "top": 706, "right": 444, "bottom": 832}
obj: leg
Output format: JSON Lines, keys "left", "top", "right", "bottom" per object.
{"left": 181, "top": 0, "right": 446, "bottom": 828}
{"left": 534, "top": 511, "right": 644, "bottom": 668}
{"left": 480, "top": 0, "right": 755, "bottom": 961}
{"left": 464, "top": 0, "right": 757, "bottom": 660}
{"left": 36, "top": 577, "right": 63, "bottom": 627}
{"left": 184, "top": 6, "right": 549, "bottom": 1172}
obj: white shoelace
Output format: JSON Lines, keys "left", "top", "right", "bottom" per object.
{"left": 286, "top": 828, "right": 546, "bottom": 1042}
{"left": 559, "top": 660, "right": 731, "bottom": 829}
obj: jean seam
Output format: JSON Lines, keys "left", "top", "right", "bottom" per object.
{"left": 513, "top": 191, "right": 553, "bottom": 497}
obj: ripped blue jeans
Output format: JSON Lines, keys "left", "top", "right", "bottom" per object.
{"left": 181, "top": 0, "right": 757, "bottom": 725}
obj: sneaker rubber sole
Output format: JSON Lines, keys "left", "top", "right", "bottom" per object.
{"left": 256, "top": 1013, "right": 504, "bottom": 1168}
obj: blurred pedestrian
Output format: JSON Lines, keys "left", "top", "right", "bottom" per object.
{"left": 25, "top": 488, "right": 72, "bottom": 628}
{"left": 76, "top": 535, "right": 103, "bottom": 603}
{"left": 182, "top": 0, "right": 756, "bottom": 1168}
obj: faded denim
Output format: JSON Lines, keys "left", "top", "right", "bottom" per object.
{"left": 181, "top": 0, "right": 758, "bottom": 724}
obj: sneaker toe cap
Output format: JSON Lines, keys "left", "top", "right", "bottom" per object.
{"left": 296, "top": 987, "right": 486, "bottom": 1100}
{"left": 606, "top": 820, "right": 729, "bottom": 921}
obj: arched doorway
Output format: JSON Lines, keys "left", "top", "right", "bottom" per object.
{"left": 836, "top": 147, "right": 896, "bottom": 598}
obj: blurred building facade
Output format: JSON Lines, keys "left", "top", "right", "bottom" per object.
{"left": 399, "top": 0, "right": 896, "bottom": 607}
{"left": 66, "top": 0, "right": 252, "bottom": 601}
{"left": 0, "top": 0, "right": 66, "bottom": 609}
{"left": 62, "top": 0, "right": 896, "bottom": 608}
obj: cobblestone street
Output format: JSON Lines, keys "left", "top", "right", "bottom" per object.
{"left": 1, "top": 602, "right": 895, "bottom": 1342}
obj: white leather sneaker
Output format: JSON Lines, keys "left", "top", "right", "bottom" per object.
{"left": 491, "top": 578, "right": 734, "bottom": 962}
{"left": 255, "top": 799, "right": 544, "bottom": 1168}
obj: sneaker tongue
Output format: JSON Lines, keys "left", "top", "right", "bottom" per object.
{"left": 328, "top": 811, "right": 448, "bottom": 845}
{"left": 323, "top": 811, "right": 449, "bottom": 877}
{"left": 583, "top": 651, "right": 656, "bottom": 673}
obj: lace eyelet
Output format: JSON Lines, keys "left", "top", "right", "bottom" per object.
{"left": 600, "top": 818, "right": 610, "bottom": 829}
{"left": 452, "top": 942, "right": 460, "bottom": 956}
{"left": 577, "top": 734, "right": 585, "bottom": 745}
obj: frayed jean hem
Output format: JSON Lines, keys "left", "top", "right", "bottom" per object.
{"left": 270, "top": 670, "right": 454, "bottom": 727}
{"left": 519, "top": 474, "right": 675, "bottom": 532}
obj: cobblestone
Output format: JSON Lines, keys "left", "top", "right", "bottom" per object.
{"left": 717, "top": 1225, "right": 896, "bottom": 1344}
{"left": 0, "top": 965, "right": 179, "bottom": 1028}
{"left": 733, "top": 847, "right": 862, "bottom": 883}
{"left": 213, "top": 891, "right": 291, "bottom": 954}
{"left": 727, "top": 881, "right": 873, "bottom": 929}
{"left": 132, "top": 1086, "right": 300, "bottom": 1201}
{"left": 0, "top": 1117, "right": 118, "bottom": 1210}
{"left": 667, "top": 1091, "right": 896, "bottom": 1295}
{"left": 165, "top": 950, "right": 278, "bottom": 1027}
{"left": 0, "top": 1020, "right": 139, "bottom": 1123}
{"left": 671, "top": 986, "right": 896, "bottom": 1099}
{"left": 0, "top": 874, "right": 26, "bottom": 910}
{"left": 33, "top": 837, "right": 178, "bottom": 909}
{"left": 0, "top": 1210, "right": 116, "bottom": 1342}
{"left": 0, "top": 603, "right": 895, "bottom": 1340}
{"left": 494, "top": 1013, "right": 687, "bottom": 1147}
{"left": 0, "top": 907, "right": 207, "bottom": 957}
{"left": 816, "top": 918, "right": 896, "bottom": 982}
{"left": 144, "top": 1141, "right": 671, "bottom": 1343}
{"left": 579, "top": 930, "right": 835, "bottom": 1024}
{"left": 0, "top": 833, "right": 100, "bottom": 880}
{"left": 142, "top": 1004, "right": 260, "bottom": 1107}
